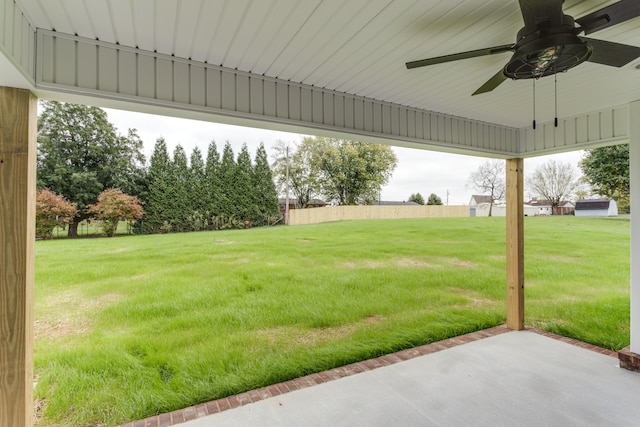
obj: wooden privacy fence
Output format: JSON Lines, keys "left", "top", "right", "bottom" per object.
{"left": 288, "top": 205, "right": 470, "bottom": 225}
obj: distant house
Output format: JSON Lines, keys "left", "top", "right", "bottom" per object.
{"left": 525, "top": 200, "right": 552, "bottom": 216}
{"left": 469, "top": 195, "right": 493, "bottom": 206}
{"left": 525, "top": 200, "right": 575, "bottom": 216}
{"left": 470, "top": 197, "right": 574, "bottom": 217}
{"left": 278, "top": 198, "right": 327, "bottom": 215}
{"left": 371, "top": 200, "right": 419, "bottom": 206}
{"left": 575, "top": 199, "right": 618, "bottom": 217}
{"left": 469, "top": 195, "right": 502, "bottom": 217}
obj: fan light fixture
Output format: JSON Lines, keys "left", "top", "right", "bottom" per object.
{"left": 504, "top": 33, "right": 592, "bottom": 79}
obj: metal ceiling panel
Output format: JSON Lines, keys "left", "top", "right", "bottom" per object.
{"left": 84, "top": 1, "right": 115, "bottom": 44}
{"left": 206, "top": 0, "right": 252, "bottom": 66}
{"left": 189, "top": 0, "right": 225, "bottom": 62}
{"left": 153, "top": 0, "right": 179, "bottom": 55}
{"left": 109, "top": 0, "right": 136, "bottom": 48}
{"left": 249, "top": 1, "right": 322, "bottom": 76}
{"left": 130, "top": 0, "right": 155, "bottom": 51}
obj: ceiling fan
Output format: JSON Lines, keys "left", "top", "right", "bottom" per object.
{"left": 406, "top": 0, "right": 640, "bottom": 95}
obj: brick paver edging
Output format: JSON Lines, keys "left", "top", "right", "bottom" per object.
{"left": 525, "top": 326, "right": 618, "bottom": 358}
{"left": 118, "top": 324, "right": 616, "bottom": 427}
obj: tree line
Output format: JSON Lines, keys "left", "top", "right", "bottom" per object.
{"left": 142, "top": 138, "right": 279, "bottom": 234}
{"left": 407, "top": 193, "right": 443, "bottom": 205}
{"left": 36, "top": 101, "right": 279, "bottom": 238}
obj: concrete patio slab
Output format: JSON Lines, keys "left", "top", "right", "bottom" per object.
{"left": 121, "top": 327, "right": 639, "bottom": 427}
{"left": 177, "top": 330, "right": 638, "bottom": 427}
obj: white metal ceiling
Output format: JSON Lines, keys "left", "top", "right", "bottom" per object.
{"left": 12, "top": 0, "right": 640, "bottom": 128}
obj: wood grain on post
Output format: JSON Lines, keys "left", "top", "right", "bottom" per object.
{"left": 506, "top": 158, "right": 524, "bottom": 330}
{"left": 0, "top": 86, "right": 37, "bottom": 427}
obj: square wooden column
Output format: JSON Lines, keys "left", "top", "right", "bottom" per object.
{"left": 619, "top": 100, "right": 640, "bottom": 371}
{"left": 630, "top": 101, "right": 640, "bottom": 353}
{"left": 506, "top": 158, "right": 524, "bottom": 330}
{"left": 0, "top": 87, "right": 37, "bottom": 427}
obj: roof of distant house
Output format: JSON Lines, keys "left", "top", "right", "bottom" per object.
{"left": 372, "top": 200, "right": 420, "bottom": 206}
{"left": 470, "top": 195, "right": 492, "bottom": 204}
{"left": 575, "top": 198, "right": 612, "bottom": 210}
{"left": 278, "top": 198, "right": 327, "bottom": 206}
{"left": 525, "top": 200, "right": 574, "bottom": 207}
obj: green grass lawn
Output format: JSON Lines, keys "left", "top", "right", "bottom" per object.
{"left": 34, "top": 216, "right": 630, "bottom": 426}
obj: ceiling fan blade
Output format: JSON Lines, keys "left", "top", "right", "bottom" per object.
{"left": 582, "top": 37, "right": 640, "bottom": 67}
{"left": 576, "top": 0, "right": 640, "bottom": 35}
{"left": 472, "top": 70, "right": 508, "bottom": 96}
{"left": 406, "top": 44, "right": 513, "bottom": 69}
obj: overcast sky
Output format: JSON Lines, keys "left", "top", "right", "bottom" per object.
{"left": 104, "top": 108, "right": 584, "bottom": 205}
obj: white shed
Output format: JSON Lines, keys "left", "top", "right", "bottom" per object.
{"left": 574, "top": 199, "right": 618, "bottom": 217}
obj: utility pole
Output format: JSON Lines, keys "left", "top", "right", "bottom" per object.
{"left": 285, "top": 145, "right": 290, "bottom": 225}
{"left": 446, "top": 189, "right": 450, "bottom": 205}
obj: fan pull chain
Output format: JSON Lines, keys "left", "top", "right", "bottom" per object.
{"left": 554, "top": 72, "right": 558, "bottom": 128}
{"left": 532, "top": 78, "right": 536, "bottom": 130}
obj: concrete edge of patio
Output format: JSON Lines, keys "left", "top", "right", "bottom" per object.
{"left": 118, "top": 325, "right": 619, "bottom": 427}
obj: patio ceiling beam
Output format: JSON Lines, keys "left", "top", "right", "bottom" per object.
{"left": 33, "top": 30, "right": 520, "bottom": 158}
{"left": 519, "top": 105, "right": 630, "bottom": 156}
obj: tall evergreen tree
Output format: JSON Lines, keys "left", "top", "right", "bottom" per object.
{"left": 144, "top": 138, "right": 172, "bottom": 233}
{"left": 188, "top": 147, "right": 207, "bottom": 230}
{"left": 218, "top": 142, "right": 236, "bottom": 219}
{"left": 205, "top": 140, "right": 222, "bottom": 219}
{"left": 234, "top": 143, "right": 256, "bottom": 224}
{"left": 189, "top": 148, "right": 207, "bottom": 212}
{"left": 253, "top": 143, "right": 280, "bottom": 225}
{"left": 171, "top": 145, "right": 191, "bottom": 231}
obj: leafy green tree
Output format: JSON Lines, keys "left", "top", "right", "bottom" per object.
{"left": 144, "top": 138, "right": 172, "bottom": 233}
{"left": 88, "top": 189, "right": 144, "bottom": 237}
{"left": 526, "top": 160, "right": 581, "bottom": 214}
{"left": 37, "top": 101, "right": 146, "bottom": 237}
{"left": 466, "top": 160, "right": 505, "bottom": 217}
{"left": 426, "top": 193, "right": 443, "bottom": 205}
{"left": 312, "top": 137, "right": 397, "bottom": 205}
{"left": 580, "top": 144, "right": 629, "bottom": 210}
{"left": 253, "top": 143, "right": 280, "bottom": 225}
{"left": 408, "top": 193, "right": 425, "bottom": 205}
{"left": 112, "top": 129, "right": 148, "bottom": 199}
{"left": 35, "top": 189, "right": 78, "bottom": 239}
{"left": 272, "top": 138, "right": 396, "bottom": 206}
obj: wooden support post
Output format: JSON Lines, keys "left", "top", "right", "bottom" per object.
{"left": 506, "top": 158, "right": 524, "bottom": 330}
{"left": 0, "top": 87, "right": 37, "bottom": 427}
{"left": 630, "top": 101, "right": 640, "bottom": 353}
